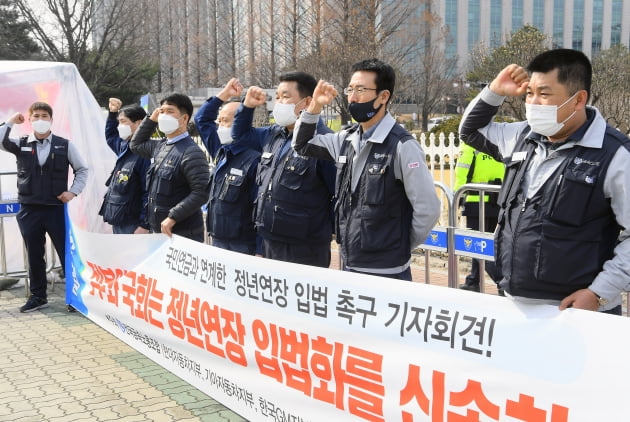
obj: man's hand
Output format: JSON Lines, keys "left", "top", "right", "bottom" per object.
{"left": 308, "top": 80, "right": 337, "bottom": 114}
{"left": 160, "top": 217, "right": 176, "bottom": 237}
{"left": 134, "top": 226, "right": 150, "bottom": 234}
{"left": 149, "top": 107, "right": 160, "bottom": 122}
{"left": 559, "top": 288, "right": 600, "bottom": 311}
{"left": 218, "top": 78, "right": 243, "bottom": 102}
{"left": 8, "top": 113, "right": 25, "bottom": 125}
{"left": 57, "top": 192, "right": 76, "bottom": 203}
{"left": 243, "top": 86, "right": 267, "bottom": 108}
{"left": 109, "top": 98, "right": 123, "bottom": 113}
{"left": 488, "top": 64, "right": 529, "bottom": 97}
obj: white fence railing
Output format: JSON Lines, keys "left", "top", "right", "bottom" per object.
{"left": 417, "top": 131, "right": 460, "bottom": 189}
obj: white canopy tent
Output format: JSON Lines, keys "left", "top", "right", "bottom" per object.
{"left": 0, "top": 61, "right": 116, "bottom": 274}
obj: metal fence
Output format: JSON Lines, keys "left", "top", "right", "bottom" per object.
{"left": 0, "top": 171, "right": 59, "bottom": 297}
{"left": 420, "top": 181, "right": 628, "bottom": 315}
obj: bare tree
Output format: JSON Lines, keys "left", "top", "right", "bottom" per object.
{"left": 14, "top": 0, "right": 159, "bottom": 104}
{"left": 467, "top": 25, "right": 550, "bottom": 120}
{"left": 592, "top": 44, "right": 630, "bottom": 134}
{"left": 397, "top": 4, "right": 458, "bottom": 131}
{"left": 296, "top": 0, "right": 418, "bottom": 123}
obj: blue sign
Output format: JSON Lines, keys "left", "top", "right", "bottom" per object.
{"left": 453, "top": 229, "right": 495, "bottom": 260}
{"left": 0, "top": 202, "right": 20, "bottom": 216}
{"left": 421, "top": 228, "right": 448, "bottom": 252}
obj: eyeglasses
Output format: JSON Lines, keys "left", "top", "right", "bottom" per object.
{"left": 343, "top": 87, "right": 378, "bottom": 96}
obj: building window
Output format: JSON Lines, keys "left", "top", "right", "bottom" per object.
{"left": 533, "top": 0, "right": 544, "bottom": 30}
{"left": 490, "top": 0, "right": 502, "bottom": 47}
{"left": 592, "top": 0, "right": 604, "bottom": 54}
{"left": 572, "top": 0, "right": 584, "bottom": 50}
{"left": 611, "top": 0, "right": 623, "bottom": 45}
{"left": 552, "top": 0, "right": 564, "bottom": 48}
{"left": 445, "top": 0, "right": 457, "bottom": 58}
{"left": 512, "top": 0, "right": 523, "bottom": 30}
{"left": 468, "top": 0, "right": 480, "bottom": 50}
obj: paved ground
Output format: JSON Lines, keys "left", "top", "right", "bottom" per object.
{"left": 0, "top": 251, "right": 496, "bottom": 422}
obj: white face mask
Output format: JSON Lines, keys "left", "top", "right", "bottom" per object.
{"left": 158, "top": 113, "right": 181, "bottom": 135}
{"left": 32, "top": 119, "right": 51, "bottom": 134}
{"left": 272, "top": 102, "right": 299, "bottom": 127}
{"left": 525, "top": 92, "right": 577, "bottom": 137}
{"left": 217, "top": 125, "right": 232, "bottom": 145}
{"left": 117, "top": 124, "right": 133, "bottom": 140}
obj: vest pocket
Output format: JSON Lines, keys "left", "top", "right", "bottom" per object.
{"left": 497, "top": 159, "right": 522, "bottom": 208}
{"left": 535, "top": 221, "right": 601, "bottom": 285}
{"left": 364, "top": 163, "right": 387, "bottom": 205}
{"left": 52, "top": 149, "right": 68, "bottom": 170}
{"left": 548, "top": 169, "right": 596, "bottom": 226}
{"left": 219, "top": 174, "right": 245, "bottom": 203}
{"left": 210, "top": 210, "right": 241, "bottom": 239}
{"left": 360, "top": 212, "right": 400, "bottom": 251}
{"left": 17, "top": 171, "right": 32, "bottom": 195}
{"left": 102, "top": 195, "right": 131, "bottom": 224}
{"left": 256, "top": 155, "right": 273, "bottom": 186}
{"left": 267, "top": 204, "right": 309, "bottom": 239}
{"left": 278, "top": 157, "right": 308, "bottom": 191}
{"left": 112, "top": 169, "right": 133, "bottom": 194}
{"left": 155, "top": 167, "right": 174, "bottom": 200}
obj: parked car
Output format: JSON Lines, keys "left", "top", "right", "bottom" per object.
{"left": 427, "top": 116, "right": 448, "bottom": 131}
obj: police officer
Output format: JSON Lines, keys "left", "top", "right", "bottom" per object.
{"left": 99, "top": 99, "right": 150, "bottom": 234}
{"left": 0, "top": 102, "right": 88, "bottom": 312}
{"left": 231, "top": 72, "right": 336, "bottom": 267}
{"left": 195, "top": 78, "right": 261, "bottom": 254}
{"left": 455, "top": 143, "right": 504, "bottom": 293}
{"left": 130, "top": 94, "right": 210, "bottom": 241}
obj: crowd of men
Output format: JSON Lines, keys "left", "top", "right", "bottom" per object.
{"left": 3, "top": 50, "right": 630, "bottom": 317}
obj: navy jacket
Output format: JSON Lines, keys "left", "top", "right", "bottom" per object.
{"left": 231, "top": 104, "right": 336, "bottom": 245}
{"left": 99, "top": 113, "right": 150, "bottom": 228}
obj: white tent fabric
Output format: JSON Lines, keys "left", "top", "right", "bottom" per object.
{"left": 0, "top": 61, "right": 115, "bottom": 273}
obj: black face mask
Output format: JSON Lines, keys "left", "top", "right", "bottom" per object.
{"left": 348, "top": 97, "right": 382, "bottom": 122}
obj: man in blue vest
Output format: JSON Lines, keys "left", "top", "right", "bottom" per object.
{"left": 99, "top": 99, "right": 150, "bottom": 234}
{"left": 459, "top": 49, "right": 630, "bottom": 314}
{"left": 0, "top": 102, "right": 88, "bottom": 312}
{"left": 231, "top": 72, "right": 336, "bottom": 267}
{"left": 195, "top": 78, "right": 260, "bottom": 254}
{"left": 293, "top": 59, "right": 441, "bottom": 280}
{"left": 130, "top": 94, "right": 210, "bottom": 242}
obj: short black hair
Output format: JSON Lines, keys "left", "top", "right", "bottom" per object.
{"left": 527, "top": 49, "right": 592, "bottom": 101}
{"left": 29, "top": 101, "right": 53, "bottom": 117}
{"left": 278, "top": 71, "right": 317, "bottom": 99}
{"left": 119, "top": 104, "right": 147, "bottom": 122}
{"left": 351, "top": 58, "right": 396, "bottom": 103}
{"left": 160, "top": 93, "right": 193, "bottom": 119}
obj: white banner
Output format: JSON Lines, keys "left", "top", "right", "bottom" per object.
{"left": 66, "top": 217, "right": 630, "bottom": 422}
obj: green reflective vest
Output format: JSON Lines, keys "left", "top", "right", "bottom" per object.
{"left": 454, "top": 143, "right": 505, "bottom": 203}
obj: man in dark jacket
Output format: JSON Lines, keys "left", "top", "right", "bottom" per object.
{"left": 231, "top": 72, "right": 336, "bottom": 267}
{"left": 195, "top": 78, "right": 260, "bottom": 254}
{"left": 130, "top": 93, "right": 209, "bottom": 242}
{"left": 99, "top": 98, "right": 150, "bottom": 234}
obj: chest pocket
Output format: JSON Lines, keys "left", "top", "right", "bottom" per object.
{"left": 278, "top": 155, "right": 309, "bottom": 191}
{"left": 113, "top": 168, "right": 133, "bottom": 193}
{"left": 256, "top": 153, "right": 273, "bottom": 186}
{"left": 52, "top": 147, "right": 68, "bottom": 171}
{"left": 364, "top": 162, "right": 388, "bottom": 205}
{"left": 549, "top": 162, "right": 599, "bottom": 226}
{"left": 154, "top": 162, "right": 178, "bottom": 198}
{"left": 219, "top": 173, "right": 245, "bottom": 203}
